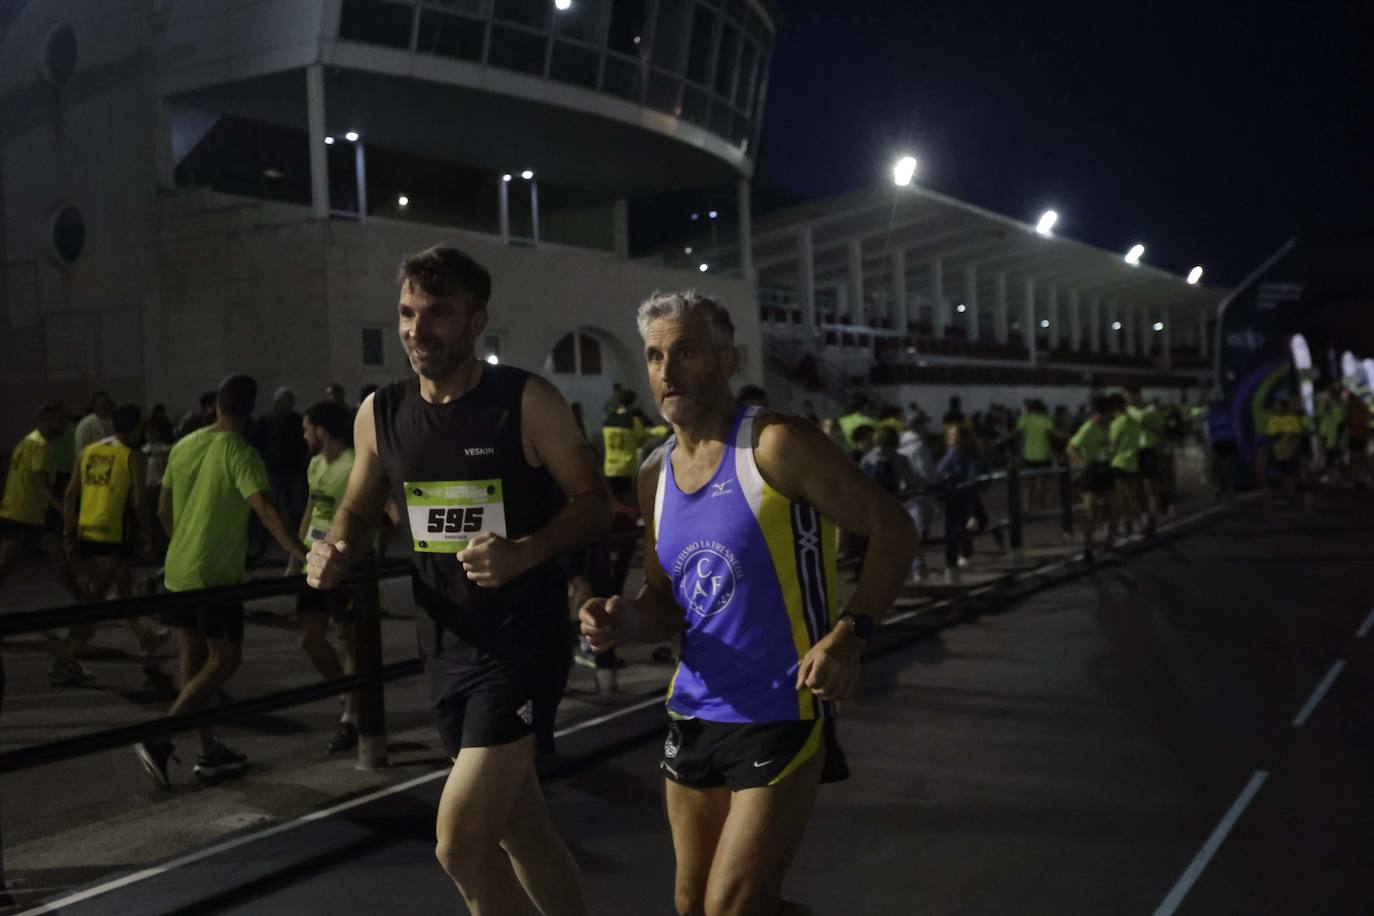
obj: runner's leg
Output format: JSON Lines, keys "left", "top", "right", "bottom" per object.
{"left": 435, "top": 734, "right": 560, "bottom": 915}
{"left": 665, "top": 780, "right": 731, "bottom": 916}
{"left": 703, "top": 751, "right": 823, "bottom": 916}
{"left": 500, "top": 765, "right": 588, "bottom": 916}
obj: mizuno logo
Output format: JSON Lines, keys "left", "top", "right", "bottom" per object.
{"left": 464, "top": 447, "right": 496, "bottom": 456}
{"left": 711, "top": 479, "right": 735, "bottom": 497}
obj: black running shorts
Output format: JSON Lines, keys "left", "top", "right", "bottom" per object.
{"left": 1137, "top": 447, "right": 1160, "bottom": 479}
{"left": 160, "top": 598, "right": 245, "bottom": 642}
{"left": 0, "top": 518, "right": 44, "bottom": 547}
{"left": 660, "top": 716, "right": 849, "bottom": 791}
{"left": 1083, "top": 463, "right": 1115, "bottom": 494}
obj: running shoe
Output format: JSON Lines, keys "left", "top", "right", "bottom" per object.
{"left": 194, "top": 742, "right": 249, "bottom": 782}
{"left": 134, "top": 739, "right": 178, "bottom": 790}
{"left": 327, "top": 722, "right": 358, "bottom": 754}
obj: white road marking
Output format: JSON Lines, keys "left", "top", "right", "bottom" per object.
{"left": 1356, "top": 608, "right": 1374, "bottom": 639}
{"left": 1152, "top": 770, "right": 1268, "bottom": 916}
{"left": 14, "top": 695, "right": 665, "bottom": 916}
{"left": 1291, "top": 659, "right": 1346, "bottom": 728}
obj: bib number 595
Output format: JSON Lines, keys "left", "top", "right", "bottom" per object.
{"left": 427, "top": 506, "right": 485, "bottom": 534}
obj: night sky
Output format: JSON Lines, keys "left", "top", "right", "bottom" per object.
{"left": 754, "top": 0, "right": 1374, "bottom": 287}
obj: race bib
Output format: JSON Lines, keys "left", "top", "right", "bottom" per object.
{"left": 403, "top": 479, "right": 507, "bottom": 553}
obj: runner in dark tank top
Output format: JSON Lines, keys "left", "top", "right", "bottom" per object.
{"left": 305, "top": 246, "right": 611, "bottom": 915}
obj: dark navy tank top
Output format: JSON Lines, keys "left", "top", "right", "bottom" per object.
{"left": 374, "top": 366, "right": 565, "bottom": 651}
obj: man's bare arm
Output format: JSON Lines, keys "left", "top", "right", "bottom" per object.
{"left": 62, "top": 464, "right": 82, "bottom": 538}
{"left": 327, "top": 395, "right": 391, "bottom": 548}
{"left": 757, "top": 414, "right": 916, "bottom": 624}
{"left": 247, "top": 492, "right": 308, "bottom": 566}
{"left": 621, "top": 452, "right": 686, "bottom": 642}
{"left": 158, "top": 485, "right": 174, "bottom": 539}
{"left": 518, "top": 375, "right": 614, "bottom": 567}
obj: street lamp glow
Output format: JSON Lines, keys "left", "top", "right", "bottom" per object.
{"left": 684, "top": 246, "right": 692, "bottom": 254}
{"left": 344, "top": 130, "right": 359, "bottom": 142}
{"left": 892, "top": 155, "right": 918, "bottom": 187}
{"left": 324, "top": 136, "right": 335, "bottom": 145}
{"left": 956, "top": 303, "right": 966, "bottom": 313}
{"left": 1040, "top": 319, "right": 1050, "bottom": 328}
{"left": 1124, "top": 243, "right": 1145, "bottom": 265}
{"left": 1035, "top": 210, "right": 1058, "bottom": 236}
{"left": 485, "top": 353, "right": 500, "bottom": 365}
{"left": 521, "top": 169, "right": 534, "bottom": 180}
{"left": 708, "top": 210, "right": 718, "bottom": 219}
{"left": 397, "top": 195, "right": 409, "bottom": 207}
{"left": 554, "top": 0, "right": 572, "bottom": 9}
{"left": 1112, "top": 321, "right": 1123, "bottom": 331}
{"left": 691, "top": 212, "right": 700, "bottom": 221}
{"left": 1153, "top": 321, "right": 1164, "bottom": 332}
{"left": 1187, "top": 266, "right": 1203, "bottom": 285}
{"left": 698, "top": 263, "right": 709, "bottom": 272}
{"left": 502, "top": 173, "right": 512, "bottom": 182}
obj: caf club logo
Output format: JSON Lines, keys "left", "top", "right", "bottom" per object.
{"left": 675, "top": 541, "right": 742, "bottom": 618}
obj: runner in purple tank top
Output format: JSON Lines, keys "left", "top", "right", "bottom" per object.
{"left": 580, "top": 291, "right": 917, "bottom": 915}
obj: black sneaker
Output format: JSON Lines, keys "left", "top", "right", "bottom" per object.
{"left": 135, "top": 739, "right": 177, "bottom": 790}
{"left": 194, "top": 742, "right": 248, "bottom": 782}
{"left": 327, "top": 722, "right": 358, "bottom": 754}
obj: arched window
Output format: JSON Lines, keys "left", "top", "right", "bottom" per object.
{"left": 551, "top": 330, "right": 602, "bottom": 375}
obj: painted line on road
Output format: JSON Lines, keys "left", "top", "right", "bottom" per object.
{"left": 1356, "top": 608, "right": 1374, "bottom": 640}
{"left": 14, "top": 695, "right": 665, "bottom": 916}
{"left": 1292, "top": 659, "right": 1346, "bottom": 728}
{"left": 1153, "top": 770, "right": 1268, "bottom": 916}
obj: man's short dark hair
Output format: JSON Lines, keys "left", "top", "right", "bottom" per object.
{"left": 1092, "top": 395, "right": 1113, "bottom": 414}
{"left": 305, "top": 400, "right": 352, "bottom": 441}
{"left": 397, "top": 245, "right": 492, "bottom": 307}
{"left": 217, "top": 374, "right": 258, "bottom": 419}
{"left": 616, "top": 387, "right": 637, "bottom": 408}
{"left": 876, "top": 426, "right": 899, "bottom": 449}
{"left": 737, "top": 384, "right": 766, "bottom": 406}
{"left": 37, "top": 402, "right": 63, "bottom": 420}
{"left": 359, "top": 383, "right": 379, "bottom": 402}
{"left": 112, "top": 404, "right": 142, "bottom": 435}
{"left": 199, "top": 391, "right": 217, "bottom": 410}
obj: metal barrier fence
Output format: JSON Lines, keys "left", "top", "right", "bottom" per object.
{"left": 0, "top": 559, "right": 416, "bottom": 775}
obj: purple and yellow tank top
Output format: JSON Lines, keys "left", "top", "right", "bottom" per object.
{"left": 654, "top": 405, "right": 838, "bottom": 723}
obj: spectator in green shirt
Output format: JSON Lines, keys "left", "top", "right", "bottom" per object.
{"left": 135, "top": 374, "right": 307, "bottom": 791}
{"left": 1108, "top": 393, "right": 1148, "bottom": 537}
{"left": 1125, "top": 386, "right": 1164, "bottom": 535}
{"left": 1067, "top": 395, "right": 1117, "bottom": 561}
{"left": 1014, "top": 400, "right": 1056, "bottom": 511}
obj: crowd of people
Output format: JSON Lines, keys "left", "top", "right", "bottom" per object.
{"left": 2, "top": 240, "right": 1373, "bottom": 914}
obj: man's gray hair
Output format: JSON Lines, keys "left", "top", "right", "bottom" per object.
{"left": 636, "top": 290, "right": 735, "bottom": 349}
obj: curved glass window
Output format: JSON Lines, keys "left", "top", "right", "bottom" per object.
{"left": 489, "top": 24, "right": 547, "bottom": 74}
{"left": 685, "top": 6, "right": 717, "bottom": 85}
{"left": 417, "top": 10, "right": 486, "bottom": 60}
{"left": 493, "top": 0, "right": 547, "bottom": 30}
{"left": 651, "top": 0, "right": 691, "bottom": 73}
{"left": 607, "top": 0, "right": 648, "bottom": 56}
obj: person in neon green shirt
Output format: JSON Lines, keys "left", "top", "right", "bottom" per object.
{"left": 135, "top": 374, "right": 307, "bottom": 790}
{"left": 62, "top": 402, "right": 166, "bottom": 664}
{"left": 1014, "top": 400, "right": 1056, "bottom": 511}
{"left": 0, "top": 404, "right": 92, "bottom": 683}
{"left": 1125, "top": 386, "right": 1163, "bottom": 536}
{"left": 837, "top": 395, "right": 880, "bottom": 450}
{"left": 1108, "top": 393, "right": 1147, "bottom": 536}
{"left": 288, "top": 399, "right": 362, "bottom": 754}
{"left": 1265, "top": 398, "right": 1306, "bottom": 502}
{"left": 1067, "top": 395, "right": 1117, "bottom": 561}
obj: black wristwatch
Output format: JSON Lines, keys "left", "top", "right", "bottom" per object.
{"left": 838, "top": 611, "right": 874, "bottom": 642}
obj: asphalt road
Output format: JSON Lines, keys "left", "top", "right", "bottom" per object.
{"left": 11, "top": 490, "right": 1371, "bottom": 915}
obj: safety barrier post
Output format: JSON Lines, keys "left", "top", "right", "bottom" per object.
{"left": 354, "top": 559, "right": 388, "bottom": 770}
{"left": 1058, "top": 465, "right": 1075, "bottom": 539}
{"left": 1006, "top": 464, "right": 1024, "bottom": 564}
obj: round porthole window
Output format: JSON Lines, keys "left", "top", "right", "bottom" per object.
{"left": 49, "top": 204, "right": 86, "bottom": 265}
{"left": 40, "top": 24, "right": 78, "bottom": 84}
